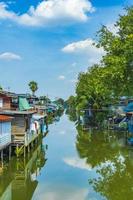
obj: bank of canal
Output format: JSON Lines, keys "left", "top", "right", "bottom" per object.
{"left": 1, "top": 114, "right": 133, "bottom": 200}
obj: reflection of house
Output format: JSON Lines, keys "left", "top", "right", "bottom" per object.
{"left": 0, "top": 141, "right": 47, "bottom": 200}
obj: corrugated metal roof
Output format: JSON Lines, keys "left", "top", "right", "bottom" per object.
{"left": 0, "top": 115, "right": 13, "bottom": 122}
{"left": 0, "top": 110, "right": 36, "bottom": 115}
{"left": 0, "top": 91, "right": 17, "bottom": 98}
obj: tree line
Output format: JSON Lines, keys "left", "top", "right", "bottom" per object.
{"left": 67, "top": 6, "right": 133, "bottom": 111}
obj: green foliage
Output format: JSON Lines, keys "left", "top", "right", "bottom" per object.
{"left": 28, "top": 81, "right": 38, "bottom": 95}
{"left": 66, "top": 95, "right": 77, "bottom": 110}
{"left": 75, "top": 124, "right": 133, "bottom": 200}
{"left": 76, "top": 65, "right": 112, "bottom": 109}
{"left": 65, "top": 95, "right": 78, "bottom": 122}
{"left": 54, "top": 98, "right": 64, "bottom": 106}
{"left": 75, "top": 6, "right": 133, "bottom": 110}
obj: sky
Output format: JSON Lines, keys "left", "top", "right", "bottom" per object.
{"left": 0, "top": 0, "right": 132, "bottom": 100}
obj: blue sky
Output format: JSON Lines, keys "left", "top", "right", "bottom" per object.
{"left": 0, "top": 0, "right": 132, "bottom": 99}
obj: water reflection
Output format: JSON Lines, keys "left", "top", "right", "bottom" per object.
{"left": 1, "top": 113, "right": 133, "bottom": 200}
{"left": 76, "top": 124, "right": 133, "bottom": 200}
{"left": 0, "top": 141, "right": 47, "bottom": 200}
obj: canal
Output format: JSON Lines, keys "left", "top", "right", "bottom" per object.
{"left": 1, "top": 114, "right": 133, "bottom": 200}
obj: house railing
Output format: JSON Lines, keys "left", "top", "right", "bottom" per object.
{"left": 12, "top": 130, "right": 41, "bottom": 146}
{"left": 24, "top": 130, "right": 41, "bottom": 146}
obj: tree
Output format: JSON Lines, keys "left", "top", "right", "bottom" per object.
{"left": 66, "top": 95, "right": 77, "bottom": 110}
{"left": 65, "top": 96, "right": 78, "bottom": 122}
{"left": 0, "top": 85, "right": 2, "bottom": 91}
{"left": 54, "top": 98, "right": 64, "bottom": 106}
{"left": 97, "top": 6, "right": 133, "bottom": 97}
{"left": 76, "top": 65, "right": 112, "bottom": 110}
{"left": 28, "top": 81, "right": 38, "bottom": 96}
{"left": 75, "top": 6, "right": 133, "bottom": 111}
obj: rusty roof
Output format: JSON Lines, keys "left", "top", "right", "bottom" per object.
{"left": 0, "top": 115, "right": 13, "bottom": 122}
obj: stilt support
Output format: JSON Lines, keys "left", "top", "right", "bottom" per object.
{"left": 9, "top": 145, "right": 11, "bottom": 161}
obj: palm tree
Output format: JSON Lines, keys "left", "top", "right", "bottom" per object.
{"left": 28, "top": 81, "right": 38, "bottom": 96}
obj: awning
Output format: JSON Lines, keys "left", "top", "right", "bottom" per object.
{"left": 19, "top": 97, "right": 31, "bottom": 111}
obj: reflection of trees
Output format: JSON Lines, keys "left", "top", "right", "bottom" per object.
{"left": 83, "top": 110, "right": 109, "bottom": 128}
{"left": 89, "top": 157, "right": 133, "bottom": 200}
{"left": 76, "top": 125, "right": 133, "bottom": 200}
{"left": 76, "top": 125, "right": 121, "bottom": 168}
{"left": 47, "top": 110, "right": 64, "bottom": 124}
{"left": 65, "top": 109, "right": 77, "bottom": 122}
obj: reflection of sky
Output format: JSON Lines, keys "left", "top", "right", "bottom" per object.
{"left": 32, "top": 114, "right": 103, "bottom": 200}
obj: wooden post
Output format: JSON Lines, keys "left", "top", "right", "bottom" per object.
{"left": 1, "top": 150, "right": 4, "bottom": 169}
{"left": 31, "top": 141, "right": 33, "bottom": 149}
{"left": 28, "top": 144, "right": 30, "bottom": 153}
{"left": 16, "top": 144, "right": 19, "bottom": 158}
{"left": 24, "top": 146, "right": 26, "bottom": 158}
{"left": 9, "top": 145, "right": 11, "bottom": 161}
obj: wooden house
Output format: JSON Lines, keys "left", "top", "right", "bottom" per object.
{"left": 0, "top": 110, "right": 46, "bottom": 157}
{"left": 0, "top": 110, "right": 36, "bottom": 143}
{"left": 0, "top": 90, "right": 47, "bottom": 157}
{"left": 0, "top": 91, "right": 12, "bottom": 110}
{"left": 0, "top": 91, "right": 18, "bottom": 110}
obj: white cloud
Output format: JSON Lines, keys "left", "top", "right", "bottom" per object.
{"left": 63, "top": 157, "right": 92, "bottom": 171}
{"left": 62, "top": 38, "right": 105, "bottom": 64}
{"left": 62, "top": 38, "right": 103, "bottom": 54}
{"left": 0, "top": 0, "right": 95, "bottom": 27}
{"left": 58, "top": 75, "right": 65, "bottom": 80}
{"left": 0, "top": 52, "right": 22, "bottom": 61}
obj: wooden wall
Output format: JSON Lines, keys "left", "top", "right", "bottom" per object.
{"left": 3, "top": 98, "right": 11, "bottom": 110}
{"left": 11, "top": 116, "right": 26, "bottom": 135}
{"left": 0, "top": 95, "right": 11, "bottom": 110}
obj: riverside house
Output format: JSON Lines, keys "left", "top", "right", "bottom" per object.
{"left": 0, "top": 115, "right": 12, "bottom": 168}
{"left": 0, "top": 91, "right": 46, "bottom": 157}
{"left": 0, "top": 91, "right": 17, "bottom": 110}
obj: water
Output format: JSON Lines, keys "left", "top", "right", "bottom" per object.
{"left": 1, "top": 114, "right": 133, "bottom": 200}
